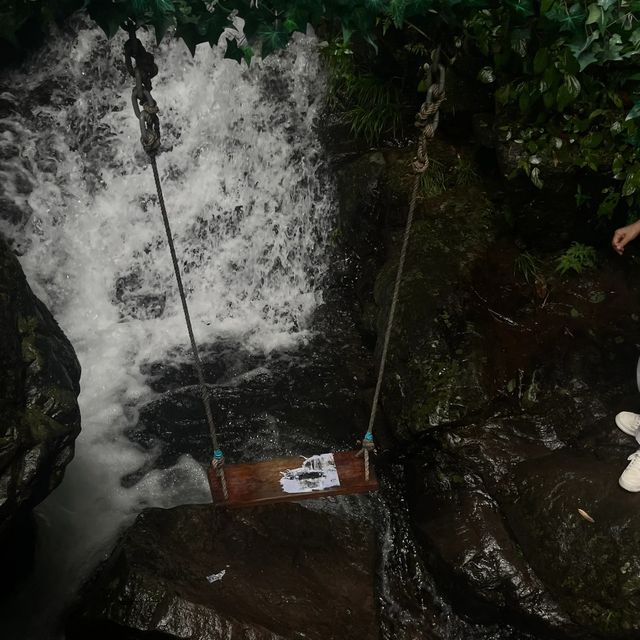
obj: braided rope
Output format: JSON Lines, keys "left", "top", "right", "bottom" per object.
{"left": 150, "top": 158, "right": 229, "bottom": 500}
{"left": 124, "top": 30, "right": 228, "bottom": 501}
{"left": 359, "top": 81, "right": 445, "bottom": 481}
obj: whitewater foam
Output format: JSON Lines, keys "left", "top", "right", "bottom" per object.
{"left": 0, "top": 17, "right": 332, "bottom": 636}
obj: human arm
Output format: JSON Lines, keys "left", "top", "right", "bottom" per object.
{"left": 612, "top": 220, "right": 640, "bottom": 255}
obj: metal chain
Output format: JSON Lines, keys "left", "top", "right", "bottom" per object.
{"left": 359, "top": 53, "right": 446, "bottom": 480}
{"left": 123, "top": 28, "right": 228, "bottom": 500}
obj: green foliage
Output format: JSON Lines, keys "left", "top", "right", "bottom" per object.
{"left": 556, "top": 242, "right": 598, "bottom": 275}
{"left": 1, "top": 1, "right": 471, "bottom": 61}
{"left": 466, "top": 1, "right": 640, "bottom": 218}
{"left": 325, "top": 38, "right": 404, "bottom": 143}
{"left": 3, "top": 1, "right": 640, "bottom": 223}
{"left": 514, "top": 251, "right": 542, "bottom": 283}
{"left": 0, "top": 0, "right": 82, "bottom": 56}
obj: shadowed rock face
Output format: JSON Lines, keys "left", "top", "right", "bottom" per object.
{"left": 368, "top": 140, "right": 640, "bottom": 637}
{"left": 67, "top": 503, "right": 378, "bottom": 640}
{"left": 0, "top": 235, "right": 81, "bottom": 586}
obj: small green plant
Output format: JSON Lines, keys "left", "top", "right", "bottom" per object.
{"left": 454, "top": 153, "right": 479, "bottom": 187}
{"left": 514, "top": 251, "right": 542, "bottom": 284}
{"left": 556, "top": 242, "right": 598, "bottom": 276}
{"left": 344, "top": 77, "right": 404, "bottom": 142}
{"left": 325, "top": 39, "right": 404, "bottom": 144}
{"left": 419, "top": 157, "right": 447, "bottom": 197}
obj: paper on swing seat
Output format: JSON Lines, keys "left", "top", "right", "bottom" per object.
{"left": 280, "top": 453, "right": 341, "bottom": 493}
{"left": 207, "top": 451, "right": 377, "bottom": 507}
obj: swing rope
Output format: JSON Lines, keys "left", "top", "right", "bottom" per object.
{"left": 358, "top": 52, "right": 446, "bottom": 480}
{"left": 123, "top": 26, "right": 228, "bottom": 500}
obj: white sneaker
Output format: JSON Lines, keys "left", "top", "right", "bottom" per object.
{"left": 615, "top": 411, "right": 640, "bottom": 437}
{"left": 619, "top": 450, "right": 640, "bottom": 492}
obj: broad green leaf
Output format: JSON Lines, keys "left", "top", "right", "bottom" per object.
{"left": 154, "top": 0, "right": 174, "bottom": 12}
{"left": 622, "top": 165, "right": 640, "bottom": 197}
{"left": 557, "top": 84, "right": 574, "bottom": 110}
{"left": 533, "top": 47, "right": 549, "bottom": 74}
{"left": 495, "top": 85, "right": 511, "bottom": 105}
{"left": 540, "top": 0, "right": 557, "bottom": 13}
{"left": 613, "top": 154, "right": 626, "bottom": 177}
{"left": 583, "top": 131, "right": 603, "bottom": 148}
{"left": 283, "top": 19, "right": 297, "bottom": 34}
{"left": 519, "top": 89, "right": 532, "bottom": 112}
{"left": 586, "top": 4, "right": 601, "bottom": 25}
{"left": 530, "top": 166, "right": 543, "bottom": 188}
{"left": 259, "top": 24, "right": 290, "bottom": 58}
{"left": 543, "top": 90, "right": 555, "bottom": 109}
{"left": 543, "top": 65, "right": 560, "bottom": 87}
{"left": 597, "top": 190, "right": 620, "bottom": 218}
{"left": 558, "top": 3, "right": 587, "bottom": 32}
{"left": 627, "top": 101, "right": 640, "bottom": 121}
{"left": 507, "top": 0, "right": 535, "bottom": 17}
{"left": 577, "top": 50, "right": 598, "bottom": 70}
{"left": 609, "top": 91, "right": 624, "bottom": 108}
{"left": 364, "top": 33, "right": 378, "bottom": 54}
{"left": 564, "top": 74, "right": 581, "bottom": 99}
{"left": 389, "top": 0, "right": 407, "bottom": 28}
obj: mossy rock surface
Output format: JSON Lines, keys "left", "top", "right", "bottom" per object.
{"left": 372, "top": 147, "right": 494, "bottom": 439}
{"left": 0, "top": 234, "right": 81, "bottom": 553}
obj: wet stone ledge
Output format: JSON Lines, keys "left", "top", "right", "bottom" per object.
{"left": 67, "top": 503, "right": 379, "bottom": 640}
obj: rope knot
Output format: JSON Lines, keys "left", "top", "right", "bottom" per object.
{"left": 358, "top": 432, "right": 375, "bottom": 454}
{"left": 211, "top": 449, "right": 225, "bottom": 472}
{"left": 411, "top": 85, "right": 445, "bottom": 175}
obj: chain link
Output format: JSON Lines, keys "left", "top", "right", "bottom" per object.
{"left": 123, "top": 28, "right": 228, "bottom": 500}
{"left": 124, "top": 28, "right": 161, "bottom": 156}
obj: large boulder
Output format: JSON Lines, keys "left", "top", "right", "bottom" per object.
{"left": 68, "top": 503, "right": 378, "bottom": 640}
{"left": 404, "top": 255, "right": 640, "bottom": 637}
{"left": 0, "top": 236, "right": 81, "bottom": 575}
{"left": 372, "top": 148, "right": 494, "bottom": 439}
{"left": 507, "top": 449, "right": 640, "bottom": 637}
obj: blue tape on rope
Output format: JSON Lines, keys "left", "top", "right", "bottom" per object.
{"left": 213, "top": 449, "right": 224, "bottom": 459}
{"left": 364, "top": 432, "right": 374, "bottom": 442}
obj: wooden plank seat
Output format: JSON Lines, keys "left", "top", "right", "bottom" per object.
{"left": 208, "top": 451, "right": 378, "bottom": 508}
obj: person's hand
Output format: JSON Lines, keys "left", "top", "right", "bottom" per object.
{"left": 612, "top": 221, "right": 640, "bottom": 255}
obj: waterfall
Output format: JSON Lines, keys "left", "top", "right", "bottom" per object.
{"left": 0, "top": 17, "right": 332, "bottom": 636}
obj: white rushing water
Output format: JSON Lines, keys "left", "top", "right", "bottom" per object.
{"left": 0, "top": 18, "right": 332, "bottom": 636}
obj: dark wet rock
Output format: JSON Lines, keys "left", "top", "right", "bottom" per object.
{"left": 403, "top": 250, "right": 640, "bottom": 636}
{"left": 68, "top": 503, "right": 378, "bottom": 640}
{"left": 0, "top": 195, "right": 31, "bottom": 227}
{"left": 334, "top": 152, "right": 386, "bottom": 248}
{"left": 129, "top": 331, "right": 372, "bottom": 482}
{"left": 0, "top": 234, "right": 81, "bottom": 585}
{"left": 372, "top": 149, "right": 494, "bottom": 439}
{"left": 408, "top": 418, "right": 572, "bottom": 633}
{"left": 330, "top": 151, "right": 387, "bottom": 321}
{"left": 506, "top": 450, "right": 640, "bottom": 637}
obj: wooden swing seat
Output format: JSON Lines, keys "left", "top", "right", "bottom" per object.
{"left": 208, "top": 451, "right": 378, "bottom": 508}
